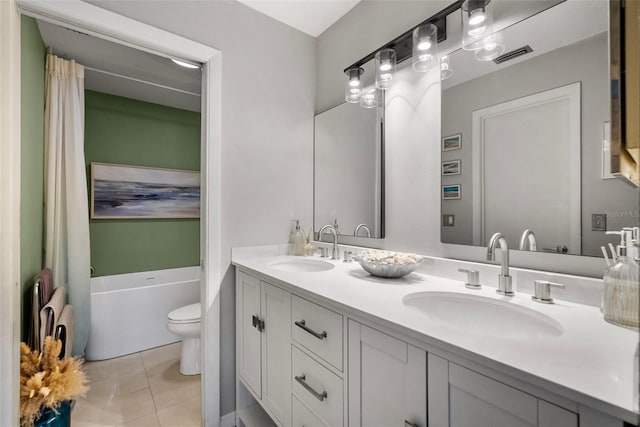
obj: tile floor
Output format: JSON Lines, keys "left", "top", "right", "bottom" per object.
{"left": 72, "top": 342, "right": 201, "bottom": 427}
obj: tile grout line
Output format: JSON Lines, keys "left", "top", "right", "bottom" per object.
{"left": 140, "top": 350, "right": 161, "bottom": 415}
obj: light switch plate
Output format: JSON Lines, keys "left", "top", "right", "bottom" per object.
{"left": 443, "top": 214, "right": 455, "bottom": 227}
{"left": 592, "top": 213, "right": 607, "bottom": 231}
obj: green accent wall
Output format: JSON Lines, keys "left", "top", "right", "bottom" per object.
{"left": 20, "top": 16, "right": 46, "bottom": 338}
{"left": 85, "top": 90, "right": 201, "bottom": 277}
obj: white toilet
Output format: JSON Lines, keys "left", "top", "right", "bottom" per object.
{"left": 166, "top": 302, "right": 201, "bottom": 375}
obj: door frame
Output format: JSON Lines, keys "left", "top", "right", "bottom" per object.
{"left": 471, "top": 82, "right": 581, "bottom": 250}
{"left": 6, "top": 1, "right": 223, "bottom": 424}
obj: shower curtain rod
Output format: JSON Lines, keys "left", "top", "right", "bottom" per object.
{"left": 83, "top": 66, "right": 201, "bottom": 97}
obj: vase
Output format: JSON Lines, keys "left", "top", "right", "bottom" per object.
{"left": 34, "top": 401, "right": 72, "bottom": 427}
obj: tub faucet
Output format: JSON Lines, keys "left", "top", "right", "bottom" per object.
{"left": 487, "top": 232, "right": 514, "bottom": 296}
{"left": 518, "top": 229, "right": 538, "bottom": 251}
{"left": 319, "top": 224, "right": 339, "bottom": 260}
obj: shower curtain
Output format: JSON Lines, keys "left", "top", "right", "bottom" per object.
{"left": 43, "top": 54, "right": 91, "bottom": 356}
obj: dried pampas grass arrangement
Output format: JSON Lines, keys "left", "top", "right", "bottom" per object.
{"left": 20, "top": 337, "right": 88, "bottom": 427}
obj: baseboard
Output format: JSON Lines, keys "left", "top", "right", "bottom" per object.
{"left": 220, "top": 411, "right": 236, "bottom": 427}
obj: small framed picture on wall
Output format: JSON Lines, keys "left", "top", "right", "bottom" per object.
{"left": 442, "top": 134, "right": 461, "bottom": 151}
{"left": 442, "top": 184, "right": 461, "bottom": 200}
{"left": 442, "top": 160, "right": 461, "bottom": 176}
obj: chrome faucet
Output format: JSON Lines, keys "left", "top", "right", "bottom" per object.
{"left": 353, "top": 224, "right": 371, "bottom": 238}
{"left": 518, "top": 229, "right": 538, "bottom": 251}
{"left": 487, "top": 232, "right": 514, "bottom": 296}
{"left": 319, "top": 224, "right": 339, "bottom": 260}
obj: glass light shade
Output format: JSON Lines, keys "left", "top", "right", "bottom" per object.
{"left": 474, "top": 32, "right": 505, "bottom": 61}
{"left": 360, "top": 88, "right": 380, "bottom": 108}
{"left": 345, "top": 67, "right": 364, "bottom": 103}
{"left": 412, "top": 23, "right": 438, "bottom": 72}
{"left": 375, "top": 48, "right": 396, "bottom": 90}
{"left": 461, "top": 0, "right": 493, "bottom": 51}
{"left": 440, "top": 55, "right": 453, "bottom": 80}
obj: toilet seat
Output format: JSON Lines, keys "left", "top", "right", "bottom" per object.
{"left": 168, "top": 302, "right": 201, "bottom": 324}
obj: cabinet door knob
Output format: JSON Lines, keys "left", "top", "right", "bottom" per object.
{"left": 295, "top": 319, "right": 327, "bottom": 340}
{"left": 295, "top": 374, "right": 327, "bottom": 402}
{"left": 252, "top": 315, "right": 265, "bottom": 332}
{"left": 404, "top": 421, "right": 418, "bottom": 427}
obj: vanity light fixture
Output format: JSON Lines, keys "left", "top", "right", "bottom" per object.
{"left": 440, "top": 55, "right": 454, "bottom": 80}
{"left": 474, "top": 31, "right": 505, "bottom": 61}
{"left": 343, "top": 0, "right": 504, "bottom": 102}
{"left": 171, "top": 58, "right": 201, "bottom": 69}
{"left": 345, "top": 67, "right": 365, "bottom": 103}
{"left": 412, "top": 23, "right": 438, "bottom": 72}
{"left": 375, "top": 49, "right": 397, "bottom": 90}
{"left": 461, "top": 0, "right": 493, "bottom": 51}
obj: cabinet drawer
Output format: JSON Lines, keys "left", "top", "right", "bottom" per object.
{"left": 292, "top": 345, "right": 343, "bottom": 427}
{"left": 292, "top": 395, "right": 327, "bottom": 427}
{"left": 292, "top": 295, "right": 343, "bottom": 370}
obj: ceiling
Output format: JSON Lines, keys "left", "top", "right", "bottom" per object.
{"left": 236, "top": 0, "right": 361, "bottom": 37}
{"left": 37, "top": 20, "right": 202, "bottom": 112}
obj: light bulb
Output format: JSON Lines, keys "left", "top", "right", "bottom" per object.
{"left": 418, "top": 40, "right": 432, "bottom": 51}
{"left": 375, "top": 49, "right": 396, "bottom": 90}
{"left": 412, "top": 23, "right": 437, "bottom": 72}
{"left": 345, "top": 67, "right": 364, "bottom": 103}
{"left": 468, "top": 9, "right": 486, "bottom": 25}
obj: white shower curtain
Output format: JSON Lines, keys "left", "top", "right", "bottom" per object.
{"left": 44, "top": 54, "right": 91, "bottom": 356}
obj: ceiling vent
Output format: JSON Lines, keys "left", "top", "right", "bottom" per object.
{"left": 493, "top": 45, "right": 533, "bottom": 64}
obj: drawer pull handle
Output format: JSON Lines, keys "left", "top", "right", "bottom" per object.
{"left": 295, "top": 374, "right": 327, "bottom": 402}
{"left": 405, "top": 421, "right": 418, "bottom": 427}
{"left": 295, "top": 320, "right": 327, "bottom": 340}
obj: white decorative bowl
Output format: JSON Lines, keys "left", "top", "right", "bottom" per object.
{"left": 353, "top": 251, "right": 424, "bottom": 279}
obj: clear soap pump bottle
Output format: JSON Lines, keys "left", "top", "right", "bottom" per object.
{"left": 601, "top": 229, "right": 640, "bottom": 329}
{"left": 291, "top": 220, "right": 305, "bottom": 256}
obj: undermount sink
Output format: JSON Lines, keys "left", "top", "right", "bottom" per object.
{"left": 402, "top": 292, "right": 564, "bottom": 339}
{"left": 267, "top": 258, "right": 335, "bottom": 273}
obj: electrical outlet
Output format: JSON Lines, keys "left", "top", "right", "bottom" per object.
{"left": 592, "top": 213, "right": 607, "bottom": 231}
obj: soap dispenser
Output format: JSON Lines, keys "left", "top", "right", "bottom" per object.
{"left": 601, "top": 229, "right": 639, "bottom": 329}
{"left": 291, "top": 220, "right": 305, "bottom": 256}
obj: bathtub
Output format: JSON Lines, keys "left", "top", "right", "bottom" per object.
{"left": 85, "top": 266, "right": 200, "bottom": 361}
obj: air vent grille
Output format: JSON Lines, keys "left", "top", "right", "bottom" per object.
{"left": 493, "top": 45, "right": 533, "bottom": 64}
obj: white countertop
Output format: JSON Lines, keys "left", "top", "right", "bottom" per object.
{"left": 232, "top": 246, "right": 639, "bottom": 424}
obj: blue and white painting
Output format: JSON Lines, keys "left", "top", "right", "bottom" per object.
{"left": 91, "top": 163, "right": 200, "bottom": 219}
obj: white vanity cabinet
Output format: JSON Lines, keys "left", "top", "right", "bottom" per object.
{"left": 236, "top": 271, "right": 291, "bottom": 426}
{"left": 234, "top": 265, "right": 634, "bottom": 427}
{"left": 427, "top": 354, "right": 578, "bottom": 427}
{"left": 348, "top": 321, "right": 427, "bottom": 427}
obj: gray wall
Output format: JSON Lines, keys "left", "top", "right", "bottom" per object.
{"left": 441, "top": 33, "right": 638, "bottom": 256}
{"left": 86, "top": 0, "right": 315, "bottom": 417}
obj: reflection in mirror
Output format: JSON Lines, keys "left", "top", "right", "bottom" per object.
{"left": 314, "top": 98, "right": 384, "bottom": 239}
{"left": 441, "top": 0, "right": 639, "bottom": 257}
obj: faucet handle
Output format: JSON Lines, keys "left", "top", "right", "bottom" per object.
{"left": 458, "top": 268, "right": 481, "bottom": 289}
{"left": 320, "top": 247, "right": 329, "bottom": 258}
{"left": 343, "top": 251, "right": 353, "bottom": 262}
{"left": 532, "top": 280, "right": 565, "bottom": 304}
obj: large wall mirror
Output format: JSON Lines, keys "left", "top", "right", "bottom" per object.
{"left": 314, "top": 97, "right": 384, "bottom": 239}
{"left": 441, "top": 0, "right": 639, "bottom": 257}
